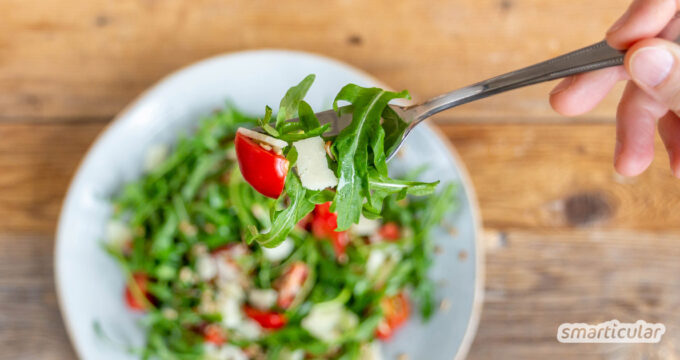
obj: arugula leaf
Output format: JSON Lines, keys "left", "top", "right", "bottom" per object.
{"left": 362, "top": 170, "right": 439, "bottom": 218}
{"left": 308, "top": 189, "right": 336, "bottom": 204}
{"left": 298, "top": 100, "right": 321, "bottom": 131}
{"left": 382, "top": 105, "right": 410, "bottom": 156}
{"left": 249, "top": 171, "right": 315, "bottom": 248}
{"left": 181, "top": 152, "right": 223, "bottom": 201}
{"left": 275, "top": 74, "right": 316, "bottom": 130}
{"left": 276, "top": 124, "right": 330, "bottom": 142}
{"left": 274, "top": 100, "right": 330, "bottom": 142}
{"left": 277, "top": 121, "right": 304, "bottom": 134}
{"left": 228, "top": 165, "right": 258, "bottom": 231}
{"left": 151, "top": 209, "right": 178, "bottom": 257}
{"left": 368, "top": 177, "right": 438, "bottom": 196}
{"left": 370, "top": 126, "right": 388, "bottom": 177}
{"left": 330, "top": 84, "right": 410, "bottom": 230}
{"left": 258, "top": 106, "right": 280, "bottom": 137}
{"left": 420, "top": 182, "right": 458, "bottom": 231}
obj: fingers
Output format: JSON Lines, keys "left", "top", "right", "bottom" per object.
{"left": 658, "top": 12, "right": 680, "bottom": 40}
{"left": 614, "top": 82, "right": 667, "bottom": 176}
{"left": 606, "top": 0, "right": 679, "bottom": 49}
{"left": 625, "top": 38, "right": 680, "bottom": 113}
{"left": 549, "top": 67, "right": 628, "bottom": 116}
{"left": 658, "top": 112, "right": 680, "bottom": 178}
{"left": 570, "top": 0, "right": 680, "bottom": 177}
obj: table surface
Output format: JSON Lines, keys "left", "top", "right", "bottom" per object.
{"left": 2, "top": 1, "right": 680, "bottom": 359}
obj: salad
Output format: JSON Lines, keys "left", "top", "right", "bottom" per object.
{"left": 105, "top": 75, "right": 457, "bottom": 359}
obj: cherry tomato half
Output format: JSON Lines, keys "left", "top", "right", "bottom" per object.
{"left": 243, "top": 306, "right": 287, "bottom": 330}
{"left": 311, "top": 202, "right": 350, "bottom": 257}
{"left": 378, "top": 222, "right": 401, "bottom": 241}
{"left": 235, "top": 131, "right": 289, "bottom": 199}
{"left": 203, "top": 323, "right": 226, "bottom": 345}
{"left": 124, "top": 273, "right": 150, "bottom": 311}
{"left": 376, "top": 292, "right": 410, "bottom": 340}
{"left": 277, "top": 262, "right": 309, "bottom": 309}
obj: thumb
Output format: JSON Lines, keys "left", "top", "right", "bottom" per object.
{"left": 625, "top": 38, "right": 680, "bottom": 113}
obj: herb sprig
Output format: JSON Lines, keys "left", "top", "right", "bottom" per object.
{"left": 252, "top": 75, "right": 438, "bottom": 243}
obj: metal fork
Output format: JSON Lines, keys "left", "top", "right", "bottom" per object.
{"left": 287, "top": 38, "right": 671, "bottom": 160}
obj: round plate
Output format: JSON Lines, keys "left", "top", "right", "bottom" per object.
{"left": 55, "top": 50, "right": 483, "bottom": 360}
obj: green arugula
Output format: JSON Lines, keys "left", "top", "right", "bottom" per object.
{"left": 249, "top": 170, "right": 315, "bottom": 248}
{"left": 275, "top": 74, "right": 316, "bottom": 130}
{"left": 248, "top": 77, "right": 327, "bottom": 248}
{"left": 253, "top": 75, "right": 439, "bottom": 236}
{"left": 362, "top": 170, "right": 439, "bottom": 219}
{"left": 258, "top": 106, "right": 279, "bottom": 137}
{"left": 329, "top": 83, "right": 436, "bottom": 230}
{"left": 104, "top": 76, "right": 458, "bottom": 360}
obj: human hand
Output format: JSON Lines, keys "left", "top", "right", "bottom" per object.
{"left": 549, "top": 0, "right": 680, "bottom": 178}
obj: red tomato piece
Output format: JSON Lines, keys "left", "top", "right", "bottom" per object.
{"left": 376, "top": 292, "right": 410, "bottom": 340}
{"left": 311, "top": 202, "right": 350, "bottom": 257}
{"left": 331, "top": 231, "right": 350, "bottom": 258}
{"left": 203, "top": 323, "right": 226, "bottom": 345}
{"left": 277, "top": 262, "right": 309, "bottom": 309}
{"left": 379, "top": 222, "right": 401, "bottom": 241}
{"left": 124, "top": 273, "right": 150, "bottom": 311}
{"left": 243, "top": 306, "right": 287, "bottom": 329}
{"left": 375, "top": 320, "right": 393, "bottom": 340}
{"left": 235, "top": 131, "right": 289, "bottom": 199}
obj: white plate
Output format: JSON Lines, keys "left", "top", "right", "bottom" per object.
{"left": 55, "top": 50, "right": 483, "bottom": 360}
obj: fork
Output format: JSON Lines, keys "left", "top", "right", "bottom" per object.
{"left": 285, "top": 38, "right": 676, "bottom": 161}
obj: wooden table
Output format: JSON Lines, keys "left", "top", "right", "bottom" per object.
{"left": 2, "top": 1, "right": 679, "bottom": 359}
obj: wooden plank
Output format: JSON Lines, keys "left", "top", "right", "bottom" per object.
{"left": 0, "top": 0, "right": 625, "bottom": 121}
{"left": 438, "top": 123, "right": 680, "bottom": 231}
{"left": 0, "top": 233, "right": 77, "bottom": 360}
{"left": 469, "top": 229, "right": 680, "bottom": 360}
{"left": 0, "top": 122, "right": 105, "bottom": 233}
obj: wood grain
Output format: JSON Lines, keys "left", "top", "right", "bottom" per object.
{"left": 0, "top": 233, "right": 77, "bottom": 360}
{"left": 470, "top": 230, "right": 680, "bottom": 360}
{"left": 438, "top": 123, "right": 680, "bottom": 231}
{"left": 3, "top": 0, "right": 679, "bottom": 358}
{"left": 0, "top": 0, "right": 625, "bottom": 122}
{"left": 0, "top": 122, "right": 105, "bottom": 233}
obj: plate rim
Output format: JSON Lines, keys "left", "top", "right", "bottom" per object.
{"left": 426, "top": 124, "right": 484, "bottom": 360}
{"left": 54, "top": 48, "right": 484, "bottom": 360}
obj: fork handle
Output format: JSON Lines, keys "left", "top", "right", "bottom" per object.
{"left": 404, "top": 38, "right": 674, "bottom": 122}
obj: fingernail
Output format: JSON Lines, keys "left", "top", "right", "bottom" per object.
{"left": 630, "top": 47, "right": 674, "bottom": 87}
{"left": 550, "top": 77, "right": 573, "bottom": 95}
{"left": 607, "top": 10, "right": 630, "bottom": 34}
